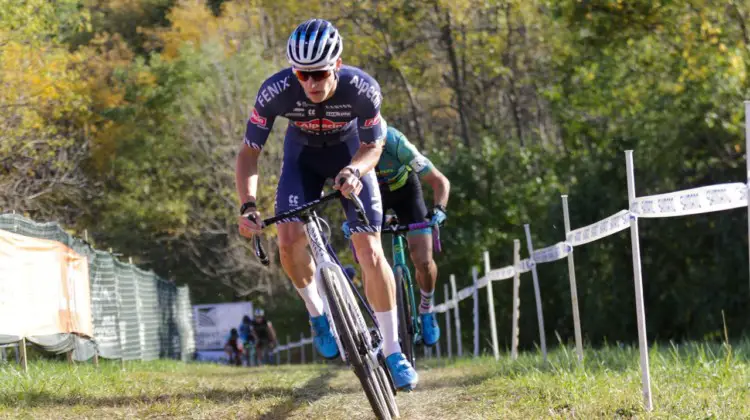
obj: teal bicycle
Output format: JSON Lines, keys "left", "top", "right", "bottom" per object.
{"left": 345, "top": 215, "right": 441, "bottom": 368}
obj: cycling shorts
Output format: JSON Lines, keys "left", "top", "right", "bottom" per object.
{"left": 275, "top": 129, "right": 383, "bottom": 233}
{"left": 380, "top": 171, "right": 429, "bottom": 235}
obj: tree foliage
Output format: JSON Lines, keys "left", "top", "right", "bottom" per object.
{"left": 3, "top": 0, "right": 750, "bottom": 348}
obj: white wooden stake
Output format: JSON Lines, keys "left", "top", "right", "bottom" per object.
{"left": 562, "top": 195, "right": 584, "bottom": 364}
{"left": 472, "top": 267, "right": 479, "bottom": 357}
{"left": 450, "top": 274, "right": 462, "bottom": 357}
{"left": 625, "top": 150, "right": 653, "bottom": 411}
{"left": 524, "top": 224, "right": 547, "bottom": 362}
{"left": 444, "top": 284, "right": 453, "bottom": 359}
{"left": 511, "top": 240, "right": 521, "bottom": 360}
{"left": 286, "top": 335, "right": 291, "bottom": 364}
{"left": 483, "top": 251, "right": 499, "bottom": 361}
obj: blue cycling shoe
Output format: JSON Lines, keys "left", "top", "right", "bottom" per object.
{"left": 420, "top": 312, "right": 440, "bottom": 347}
{"left": 311, "top": 315, "right": 339, "bottom": 359}
{"left": 385, "top": 352, "right": 419, "bottom": 391}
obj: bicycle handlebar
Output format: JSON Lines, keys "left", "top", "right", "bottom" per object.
{"left": 380, "top": 221, "right": 431, "bottom": 234}
{"left": 249, "top": 189, "right": 369, "bottom": 266}
{"left": 380, "top": 219, "right": 443, "bottom": 253}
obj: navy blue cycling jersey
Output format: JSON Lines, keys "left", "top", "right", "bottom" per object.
{"left": 243, "top": 65, "right": 386, "bottom": 149}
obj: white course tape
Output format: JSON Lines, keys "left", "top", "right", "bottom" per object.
{"left": 632, "top": 182, "right": 748, "bottom": 218}
{"left": 533, "top": 241, "right": 572, "bottom": 264}
{"left": 477, "top": 276, "right": 489, "bottom": 289}
{"left": 567, "top": 209, "right": 631, "bottom": 246}
{"left": 457, "top": 285, "right": 475, "bottom": 301}
{"left": 517, "top": 258, "right": 533, "bottom": 273}
{"left": 433, "top": 302, "right": 450, "bottom": 313}
{"left": 273, "top": 337, "right": 314, "bottom": 353}
{"left": 486, "top": 265, "right": 515, "bottom": 282}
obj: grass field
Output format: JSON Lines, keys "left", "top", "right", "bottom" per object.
{"left": 1, "top": 340, "right": 748, "bottom": 419}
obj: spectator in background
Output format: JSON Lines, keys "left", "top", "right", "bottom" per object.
{"left": 224, "top": 328, "right": 243, "bottom": 366}
{"left": 252, "top": 308, "right": 277, "bottom": 366}
{"left": 239, "top": 315, "right": 255, "bottom": 366}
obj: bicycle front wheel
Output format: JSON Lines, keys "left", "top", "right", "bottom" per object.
{"left": 321, "top": 268, "right": 393, "bottom": 420}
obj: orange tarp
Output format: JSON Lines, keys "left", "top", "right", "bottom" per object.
{"left": 0, "top": 229, "right": 93, "bottom": 338}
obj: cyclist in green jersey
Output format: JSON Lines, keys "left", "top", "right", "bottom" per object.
{"left": 375, "top": 126, "right": 450, "bottom": 346}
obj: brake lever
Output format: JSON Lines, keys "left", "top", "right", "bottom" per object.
{"left": 337, "top": 176, "right": 370, "bottom": 226}
{"left": 248, "top": 214, "right": 269, "bottom": 266}
{"left": 433, "top": 224, "right": 442, "bottom": 254}
{"left": 254, "top": 235, "right": 269, "bottom": 266}
{"left": 350, "top": 193, "right": 370, "bottom": 226}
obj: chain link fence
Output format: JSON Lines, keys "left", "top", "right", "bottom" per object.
{"left": 0, "top": 213, "right": 195, "bottom": 362}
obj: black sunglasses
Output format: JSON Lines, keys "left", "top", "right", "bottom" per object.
{"left": 294, "top": 69, "right": 333, "bottom": 82}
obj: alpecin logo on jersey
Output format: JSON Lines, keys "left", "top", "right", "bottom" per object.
{"left": 294, "top": 119, "right": 347, "bottom": 131}
{"left": 249, "top": 108, "right": 268, "bottom": 129}
{"left": 349, "top": 75, "right": 382, "bottom": 108}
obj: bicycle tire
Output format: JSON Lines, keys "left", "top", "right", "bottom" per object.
{"left": 395, "top": 267, "right": 415, "bottom": 368}
{"left": 376, "top": 356, "right": 400, "bottom": 418}
{"left": 321, "top": 268, "right": 392, "bottom": 420}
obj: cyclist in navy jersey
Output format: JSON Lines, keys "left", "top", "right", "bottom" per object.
{"left": 235, "top": 18, "right": 417, "bottom": 390}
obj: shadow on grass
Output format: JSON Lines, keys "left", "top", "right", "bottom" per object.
{"left": 416, "top": 370, "right": 497, "bottom": 392}
{"left": 258, "top": 369, "right": 338, "bottom": 420}
{"left": 0, "top": 370, "right": 338, "bottom": 411}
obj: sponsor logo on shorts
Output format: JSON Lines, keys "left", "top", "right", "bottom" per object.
{"left": 288, "top": 194, "right": 299, "bottom": 207}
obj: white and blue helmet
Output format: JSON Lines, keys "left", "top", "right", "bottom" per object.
{"left": 287, "top": 19, "right": 343, "bottom": 70}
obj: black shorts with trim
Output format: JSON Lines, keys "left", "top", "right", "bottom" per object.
{"left": 380, "top": 171, "right": 428, "bottom": 226}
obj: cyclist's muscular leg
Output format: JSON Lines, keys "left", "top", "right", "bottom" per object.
{"left": 406, "top": 233, "right": 437, "bottom": 294}
{"left": 351, "top": 231, "right": 404, "bottom": 358}
{"left": 278, "top": 222, "right": 315, "bottom": 288}
{"left": 407, "top": 232, "right": 441, "bottom": 346}
{"left": 278, "top": 222, "right": 325, "bottom": 318}
{"left": 351, "top": 232, "right": 396, "bottom": 311}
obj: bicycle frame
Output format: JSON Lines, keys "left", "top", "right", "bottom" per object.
{"left": 257, "top": 200, "right": 384, "bottom": 367}
{"left": 252, "top": 190, "right": 398, "bottom": 419}
{"left": 390, "top": 232, "right": 422, "bottom": 345}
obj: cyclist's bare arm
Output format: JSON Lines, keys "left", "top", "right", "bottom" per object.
{"left": 235, "top": 143, "right": 261, "bottom": 205}
{"left": 348, "top": 140, "right": 385, "bottom": 176}
{"left": 334, "top": 140, "right": 384, "bottom": 197}
{"left": 421, "top": 166, "right": 450, "bottom": 208}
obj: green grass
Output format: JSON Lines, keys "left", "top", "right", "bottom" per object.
{"left": 1, "top": 340, "right": 748, "bottom": 419}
